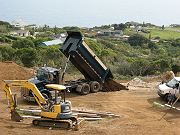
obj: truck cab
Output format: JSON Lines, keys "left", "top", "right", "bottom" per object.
{"left": 157, "top": 77, "right": 180, "bottom": 101}
{"left": 21, "top": 67, "right": 60, "bottom": 101}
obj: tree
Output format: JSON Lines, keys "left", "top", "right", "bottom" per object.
{"left": 171, "top": 39, "right": 180, "bottom": 47}
{"left": 148, "top": 42, "right": 158, "bottom": 50}
{"left": 0, "top": 46, "right": 16, "bottom": 61}
{"left": 161, "top": 25, "right": 165, "bottom": 30}
{"left": 172, "top": 64, "right": 180, "bottom": 74}
{"left": 151, "top": 59, "right": 171, "bottom": 73}
{"left": 38, "top": 46, "right": 63, "bottom": 67}
{"left": 130, "top": 59, "right": 150, "bottom": 76}
{"left": 12, "top": 39, "right": 35, "bottom": 49}
{"left": 17, "top": 48, "right": 38, "bottom": 67}
{"left": 53, "top": 25, "right": 58, "bottom": 34}
{"left": 128, "top": 34, "right": 149, "bottom": 46}
{"left": 148, "top": 33, "right": 151, "bottom": 40}
{"left": 63, "top": 26, "right": 80, "bottom": 31}
{"left": 114, "top": 23, "right": 127, "bottom": 31}
{"left": 42, "top": 24, "right": 50, "bottom": 32}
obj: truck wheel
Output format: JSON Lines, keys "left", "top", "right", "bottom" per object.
{"left": 90, "top": 81, "right": 100, "bottom": 93}
{"left": 76, "top": 85, "right": 83, "bottom": 93}
{"left": 81, "top": 83, "right": 90, "bottom": 95}
{"left": 164, "top": 93, "right": 171, "bottom": 102}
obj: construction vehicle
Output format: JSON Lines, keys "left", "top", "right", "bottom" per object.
{"left": 2, "top": 80, "right": 78, "bottom": 129}
{"left": 21, "top": 31, "right": 128, "bottom": 100}
{"left": 60, "top": 31, "right": 128, "bottom": 94}
{"left": 21, "top": 67, "right": 60, "bottom": 101}
{"left": 158, "top": 77, "right": 180, "bottom": 101}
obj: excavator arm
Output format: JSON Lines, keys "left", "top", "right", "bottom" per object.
{"left": 2, "top": 80, "right": 47, "bottom": 121}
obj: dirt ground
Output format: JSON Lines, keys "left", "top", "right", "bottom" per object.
{"left": 0, "top": 62, "right": 180, "bottom": 135}
{"left": 1, "top": 83, "right": 180, "bottom": 135}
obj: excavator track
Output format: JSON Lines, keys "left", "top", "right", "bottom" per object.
{"left": 32, "top": 118, "right": 72, "bottom": 129}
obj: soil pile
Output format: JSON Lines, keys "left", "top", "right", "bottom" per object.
{"left": 0, "top": 61, "right": 33, "bottom": 81}
{"left": 103, "top": 79, "right": 128, "bottom": 91}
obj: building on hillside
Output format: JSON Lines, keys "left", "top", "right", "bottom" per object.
{"left": 126, "top": 21, "right": 140, "bottom": 27}
{"left": 135, "top": 26, "right": 143, "bottom": 32}
{"left": 50, "top": 33, "right": 67, "bottom": 40}
{"left": 11, "top": 19, "right": 27, "bottom": 30}
{"left": 81, "top": 27, "right": 90, "bottom": 30}
{"left": 41, "top": 39, "right": 65, "bottom": 46}
{"left": 97, "top": 30, "right": 123, "bottom": 37}
{"left": 130, "top": 25, "right": 135, "bottom": 28}
{"left": 120, "top": 35, "right": 130, "bottom": 41}
{"left": 170, "top": 24, "right": 180, "bottom": 27}
{"left": 150, "top": 39, "right": 160, "bottom": 43}
{"left": 9, "top": 30, "right": 30, "bottom": 37}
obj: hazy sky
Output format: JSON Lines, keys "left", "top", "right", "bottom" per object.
{"left": 0, "top": 0, "right": 180, "bottom": 27}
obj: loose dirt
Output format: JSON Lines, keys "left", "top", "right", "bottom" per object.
{"left": 0, "top": 61, "right": 33, "bottom": 87}
{"left": 0, "top": 61, "right": 33, "bottom": 80}
{"left": 0, "top": 62, "right": 180, "bottom": 135}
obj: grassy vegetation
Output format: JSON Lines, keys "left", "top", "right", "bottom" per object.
{"left": 124, "top": 28, "right": 180, "bottom": 40}
{"left": 0, "top": 20, "right": 179, "bottom": 78}
{"left": 149, "top": 29, "right": 180, "bottom": 40}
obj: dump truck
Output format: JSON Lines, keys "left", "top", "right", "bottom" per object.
{"left": 21, "top": 31, "right": 128, "bottom": 100}
{"left": 60, "top": 31, "right": 128, "bottom": 94}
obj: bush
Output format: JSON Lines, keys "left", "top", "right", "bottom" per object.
{"left": 12, "top": 39, "right": 35, "bottom": 49}
{"left": 171, "top": 39, "right": 180, "bottom": 47}
{"left": 17, "top": 48, "right": 38, "bottom": 67}
{"left": 148, "top": 42, "right": 158, "bottom": 50}
{"left": 0, "top": 46, "right": 16, "bottom": 61}
{"left": 128, "top": 34, "right": 149, "bottom": 46}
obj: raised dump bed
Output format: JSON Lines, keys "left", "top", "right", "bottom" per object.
{"left": 60, "top": 31, "right": 128, "bottom": 94}
{"left": 60, "top": 31, "right": 113, "bottom": 83}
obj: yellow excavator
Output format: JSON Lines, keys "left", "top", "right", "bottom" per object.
{"left": 1, "top": 80, "right": 78, "bottom": 129}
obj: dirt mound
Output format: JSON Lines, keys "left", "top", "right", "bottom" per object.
{"left": 0, "top": 61, "right": 33, "bottom": 81}
{"left": 103, "top": 79, "right": 128, "bottom": 91}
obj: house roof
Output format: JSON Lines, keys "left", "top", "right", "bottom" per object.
{"left": 10, "top": 30, "right": 29, "bottom": 33}
{"left": 41, "top": 39, "right": 64, "bottom": 46}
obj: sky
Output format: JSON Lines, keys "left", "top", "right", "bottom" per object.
{"left": 0, "top": 0, "right": 180, "bottom": 27}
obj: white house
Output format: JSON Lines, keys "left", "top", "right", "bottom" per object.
{"left": 97, "top": 30, "right": 123, "bottom": 37}
{"left": 11, "top": 19, "right": 27, "bottom": 30}
{"left": 135, "top": 26, "right": 143, "bottom": 32}
{"left": 10, "top": 30, "right": 30, "bottom": 37}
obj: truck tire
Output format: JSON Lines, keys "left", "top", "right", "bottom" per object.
{"left": 76, "top": 85, "right": 82, "bottom": 93}
{"left": 163, "top": 93, "right": 176, "bottom": 102}
{"left": 80, "top": 83, "right": 90, "bottom": 95}
{"left": 90, "top": 81, "right": 100, "bottom": 93}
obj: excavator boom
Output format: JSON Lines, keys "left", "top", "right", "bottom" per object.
{"left": 2, "top": 80, "right": 47, "bottom": 121}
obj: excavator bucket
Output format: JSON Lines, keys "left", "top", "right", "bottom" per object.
{"left": 11, "top": 109, "right": 23, "bottom": 122}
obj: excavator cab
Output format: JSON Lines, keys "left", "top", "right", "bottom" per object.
{"left": 21, "top": 67, "right": 61, "bottom": 102}
{"left": 36, "top": 67, "right": 60, "bottom": 84}
{"left": 45, "top": 84, "right": 72, "bottom": 116}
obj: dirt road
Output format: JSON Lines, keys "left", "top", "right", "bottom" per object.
{"left": 1, "top": 82, "right": 180, "bottom": 135}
